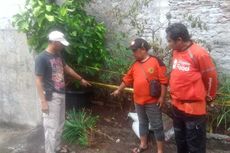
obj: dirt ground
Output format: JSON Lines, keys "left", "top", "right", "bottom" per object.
{"left": 71, "top": 104, "right": 230, "bottom": 153}
{"left": 0, "top": 104, "right": 229, "bottom": 153}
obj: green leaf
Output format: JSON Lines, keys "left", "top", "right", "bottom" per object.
{"left": 46, "top": 5, "right": 52, "bottom": 12}
{"left": 71, "top": 31, "right": 77, "bottom": 37}
{"left": 37, "top": 17, "right": 45, "bottom": 27}
{"left": 79, "top": 45, "right": 87, "bottom": 49}
{"left": 78, "top": 55, "right": 83, "bottom": 63}
{"left": 67, "top": 8, "right": 75, "bottom": 12}
{"left": 95, "top": 31, "right": 103, "bottom": 39}
{"left": 45, "top": 14, "right": 54, "bottom": 22}
{"left": 33, "top": 6, "right": 41, "bottom": 17}
{"left": 16, "top": 20, "right": 29, "bottom": 32}
{"left": 60, "top": 7, "right": 67, "bottom": 16}
{"left": 38, "top": 0, "right": 43, "bottom": 6}
{"left": 82, "top": 37, "right": 87, "bottom": 44}
{"left": 21, "top": 22, "right": 29, "bottom": 31}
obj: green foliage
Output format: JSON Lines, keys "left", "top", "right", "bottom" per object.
{"left": 207, "top": 75, "right": 230, "bottom": 133}
{"left": 215, "top": 76, "right": 230, "bottom": 131}
{"left": 71, "top": 31, "right": 133, "bottom": 84}
{"left": 216, "top": 106, "right": 230, "bottom": 131}
{"left": 112, "top": 0, "right": 152, "bottom": 36}
{"left": 217, "top": 75, "right": 230, "bottom": 103}
{"left": 12, "top": 0, "right": 108, "bottom": 76}
{"left": 183, "top": 14, "right": 208, "bottom": 31}
{"left": 101, "top": 32, "right": 133, "bottom": 83}
{"left": 62, "top": 109, "right": 98, "bottom": 146}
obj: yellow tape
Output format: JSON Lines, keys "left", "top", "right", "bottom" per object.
{"left": 89, "top": 81, "right": 230, "bottom": 107}
{"left": 90, "top": 81, "right": 133, "bottom": 93}
{"left": 75, "top": 64, "right": 230, "bottom": 97}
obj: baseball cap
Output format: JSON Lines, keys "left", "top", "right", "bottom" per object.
{"left": 129, "top": 38, "right": 151, "bottom": 51}
{"left": 48, "top": 31, "right": 69, "bottom": 46}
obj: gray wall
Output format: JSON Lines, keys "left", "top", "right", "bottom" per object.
{"left": 169, "top": 0, "right": 230, "bottom": 74}
{"left": 85, "top": 0, "right": 230, "bottom": 74}
{"left": 0, "top": 0, "right": 41, "bottom": 126}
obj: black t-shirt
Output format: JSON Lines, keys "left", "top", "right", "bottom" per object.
{"left": 35, "top": 51, "right": 66, "bottom": 94}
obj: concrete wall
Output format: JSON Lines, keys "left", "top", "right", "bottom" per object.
{"left": 85, "top": 0, "right": 230, "bottom": 74}
{"left": 0, "top": 0, "right": 41, "bottom": 126}
{"left": 169, "top": 0, "right": 230, "bottom": 74}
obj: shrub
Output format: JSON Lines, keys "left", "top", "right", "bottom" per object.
{"left": 62, "top": 109, "right": 98, "bottom": 146}
{"left": 12, "top": 0, "right": 108, "bottom": 76}
{"left": 207, "top": 75, "right": 230, "bottom": 133}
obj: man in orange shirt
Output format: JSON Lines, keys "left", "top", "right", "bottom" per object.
{"left": 112, "top": 38, "right": 168, "bottom": 153}
{"left": 166, "top": 23, "right": 218, "bottom": 153}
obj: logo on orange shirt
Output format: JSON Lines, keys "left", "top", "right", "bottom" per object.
{"left": 148, "top": 67, "right": 154, "bottom": 74}
{"left": 173, "top": 59, "right": 191, "bottom": 72}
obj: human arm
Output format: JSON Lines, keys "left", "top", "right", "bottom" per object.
{"left": 64, "top": 64, "right": 91, "bottom": 87}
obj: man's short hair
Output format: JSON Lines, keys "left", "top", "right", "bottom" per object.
{"left": 166, "top": 23, "right": 191, "bottom": 42}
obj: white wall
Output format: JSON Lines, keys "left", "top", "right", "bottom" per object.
{"left": 0, "top": 0, "right": 41, "bottom": 126}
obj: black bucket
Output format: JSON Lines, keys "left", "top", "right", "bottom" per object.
{"left": 65, "top": 90, "right": 92, "bottom": 110}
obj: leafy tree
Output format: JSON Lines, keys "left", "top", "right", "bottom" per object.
{"left": 12, "top": 0, "right": 108, "bottom": 76}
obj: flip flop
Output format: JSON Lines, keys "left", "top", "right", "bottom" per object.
{"left": 132, "top": 146, "right": 148, "bottom": 153}
{"left": 56, "top": 146, "right": 70, "bottom": 153}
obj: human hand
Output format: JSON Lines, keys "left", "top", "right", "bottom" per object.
{"left": 41, "top": 100, "right": 49, "bottom": 114}
{"left": 80, "top": 79, "right": 92, "bottom": 87}
{"left": 111, "top": 89, "right": 121, "bottom": 97}
{"left": 157, "top": 97, "right": 165, "bottom": 109}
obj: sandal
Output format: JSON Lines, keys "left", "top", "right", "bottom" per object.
{"left": 132, "top": 146, "right": 148, "bottom": 153}
{"left": 56, "top": 146, "right": 70, "bottom": 153}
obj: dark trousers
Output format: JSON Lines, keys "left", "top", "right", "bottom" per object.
{"left": 173, "top": 108, "right": 206, "bottom": 153}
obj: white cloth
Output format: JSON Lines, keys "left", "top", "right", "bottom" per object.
{"left": 128, "top": 112, "right": 174, "bottom": 141}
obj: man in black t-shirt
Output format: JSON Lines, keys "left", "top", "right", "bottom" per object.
{"left": 35, "top": 31, "right": 91, "bottom": 153}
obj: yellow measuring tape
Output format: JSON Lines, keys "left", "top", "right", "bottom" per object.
{"left": 90, "top": 81, "right": 230, "bottom": 107}
{"left": 74, "top": 64, "right": 230, "bottom": 106}
{"left": 90, "top": 81, "right": 133, "bottom": 93}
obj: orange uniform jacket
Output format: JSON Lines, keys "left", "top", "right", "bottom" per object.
{"left": 170, "top": 43, "right": 218, "bottom": 115}
{"left": 123, "top": 56, "right": 168, "bottom": 105}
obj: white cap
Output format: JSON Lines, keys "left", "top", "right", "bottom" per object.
{"left": 48, "top": 31, "right": 69, "bottom": 46}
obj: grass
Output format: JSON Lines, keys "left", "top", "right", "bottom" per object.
{"left": 216, "top": 75, "right": 230, "bottom": 132}
{"left": 62, "top": 108, "right": 99, "bottom": 146}
{"left": 207, "top": 75, "right": 230, "bottom": 134}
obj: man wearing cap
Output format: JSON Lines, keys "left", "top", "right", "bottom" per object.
{"left": 111, "top": 38, "right": 168, "bottom": 153}
{"left": 35, "top": 31, "right": 91, "bottom": 153}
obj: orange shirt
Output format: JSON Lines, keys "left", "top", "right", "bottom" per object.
{"left": 170, "top": 43, "right": 218, "bottom": 115}
{"left": 123, "top": 56, "right": 168, "bottom": 105}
